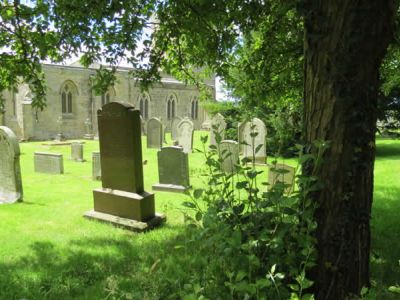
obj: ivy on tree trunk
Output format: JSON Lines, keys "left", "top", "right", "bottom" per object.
{"left": 303, "top": 1, "right": 397, "bottom": 298}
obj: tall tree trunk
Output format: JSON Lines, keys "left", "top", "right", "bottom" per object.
{"left": 303, "top": 1, "right": 397, "bottom": 299}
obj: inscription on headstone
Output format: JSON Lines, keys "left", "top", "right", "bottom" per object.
{"left": 71, "top": 142, "right": 84, "bottom": 162}
{"left": 177, "top": 118, "right": 194, "bottom": 153}
{"left": 92, "top": 151, "right": 101, "bottom": 180}
{"left": 268, "top": 163, "right": 295, "bottom": 193}
{"left": 147, "top": 117, "right": 163, "bottom": 149}
{"left": 85, "top": 102, "right": 165, "bottom": 231}
{"left": 0, "top": 126, "right": 23, "bottom": 204}
{"left": 34, "top": 152, "right": 64, "bottom": 174}
{"left": 219, "top": 140, "right": 239, "bottom": 174}
{"left": 152, "top": 146, "right": 190, "bottom": 193}
{"left": 243, "top": 118, "right": 267, "bottom": 164}
{"left": 209, "top": 113, "right": 226, "bottom": 147}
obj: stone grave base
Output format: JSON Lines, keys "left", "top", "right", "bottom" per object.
{"left": 152, "top": 183, "right": 190, "bottom": 193}
{"left": 84, "top": 210, "right": 166, "bottom": 232}
{"left": 83, "top": 134, "right": 94, "bottom": 140}
{"left": 92, "top": 188, "right": 155, "bottom": 221}
{"left": 42, "top": 140, "right": 85, "bottom": 146}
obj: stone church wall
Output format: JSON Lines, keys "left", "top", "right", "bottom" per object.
{"left": 0, "top": 63, "right": 214, "bottom": 140}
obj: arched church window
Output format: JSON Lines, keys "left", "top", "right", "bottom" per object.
{"left": 101, "top": 87, "right": 116, "bottom": 107}
{"left": 191, "top": 96, "right": 199, "bottom": 120}
{"left": 166, "top": 94, "right": 177, "bottom": 120}
{"left": 61, "top": 83, "right": 76, "bottom": 114}
{"left": 138, "top": 93, "right": 150, "bottom": 120}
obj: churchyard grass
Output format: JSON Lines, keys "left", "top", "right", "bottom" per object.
{"left": 0, "top": 132, "right": 398, "bottom": 299}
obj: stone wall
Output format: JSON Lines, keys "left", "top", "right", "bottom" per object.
{"left": 1, "top": 63, "right": 214, "bottom": 140}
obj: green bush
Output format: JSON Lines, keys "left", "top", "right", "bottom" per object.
{"left": 178, "top": 129, "right": 323, "bottom": 299}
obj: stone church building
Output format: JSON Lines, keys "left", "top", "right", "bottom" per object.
{"left": 0, "top": 62, "right": 214, "bottom": 140}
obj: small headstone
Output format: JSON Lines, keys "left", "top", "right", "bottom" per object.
{"left": 71, "top": 142, "right": 84, "bottom": 162}
{"left": 177, "top": 118, "right": 194, "bottom": 153}
{"left": 219, "top": 140, "right": 239, "bottom": 173}
{"left": 55, "top": 116, "right": 65, "bottom": 141}
{"left": 0, "top": 126, "right": 23, "bottom": 204}
{"left": 268, "top": 163, "right": 295, "bottom": 193}
{"left": 92, "top": 152, "right": 101, "bottom": 180}
{"left": 84, "top": 102, "right": 165, "bottom": 231}
{"left": 209, "top": 113, "right": 226, "bottom": 147}
{"left": 34, "top": 152, "right": 64, "bottom": 174}
{"left": 152, "top": 146, "right": 190, "bottom": 193}
{"left": 147, "top": 117, "right": 163, "bottom": 149}
{"left": 171, "top": 116, "right": 183, "bottom": 141}
{"left": 243, "top": 118, "right": 267, "bottom": 164}
{"left": 84, "top": 118, "right": 94, "bottom": 140}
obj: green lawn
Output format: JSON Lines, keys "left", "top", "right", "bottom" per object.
{"left": 0, "top": 133, "right": 398, "bottom": 299}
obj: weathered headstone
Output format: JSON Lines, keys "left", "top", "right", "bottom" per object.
{"left": 71, "top": 142, "right": 84, "bottom": 162}
{"left": 84, "top": 102, "right": 165, "bottom": 231}
{"left": 219, "top": 140, "right": 239, "bottom": 173}
{"left": 171, "top": 116, "right": 183, "bottom": 142}
{"left": 152, "top": 146, "right": 190, "bottom": 193}
{"left": 84, "top": 118, "right": 94, "bottom": 140}
{"left": 55, "top": 115, "right": 65, "bottom": 141}
{"left": 268, "top": 163, "right": 295, "bottom": 193}
{"left": 0, "top": 126, "right": 23, "bottom": 204}
{"left": 147, "top": 117, "right": 163, "bottom": 149}
{"left": 177, "top": 118, "right": 194, "bottom": 153}
{"left": 34, "top": 152, "right": 64, "bottom": 174}
{"left": 92, "top": 152, "right": 101, "bottom": 180}
{"left": 243, "top": 118, "right": 267, "bottom": 164}
{"left": 209, "top": 113, "right": 226, "bottom": 147}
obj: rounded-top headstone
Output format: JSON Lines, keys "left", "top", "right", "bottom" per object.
{"left": 0, "top": 126, "right": 23, "bottom": 204}
{"left": 209, "top": 113, "right": 226, "bottom": 147}
{"left": 177, "top": 118, "right": 194, "bottom": 153}
{"left": 147, "top": 117, "right": 163, "bottom": 149}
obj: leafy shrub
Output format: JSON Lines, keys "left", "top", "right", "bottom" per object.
{"left": 178, "top": 127, "right": 322, "bottom": 299}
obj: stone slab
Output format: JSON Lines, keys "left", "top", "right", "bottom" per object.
{"left": 93, "top": 188, "right": 155, "bottom": 222}
{"left": 152, "top": 183, "right": 190, "bottom": 193}
{"left": 34, "top": 152, "right": 64, "bottom": 174}
{"left": 84, "top": 210, "right": 166, "bottom": 232}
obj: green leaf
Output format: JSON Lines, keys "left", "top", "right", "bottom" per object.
{"left": 182, "top": 201, "right": 196, "bottom": 209}
{"left": 388, "top": 285, "right": 400, "bottom": 293}
{"left": 193, "top": 189, "right": 204, "bottom": 199}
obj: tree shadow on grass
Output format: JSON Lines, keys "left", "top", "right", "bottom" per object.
{"left": 371, "top": 186, "right": 400, "bottom": 299}
{"left": 0, "top": 224, "right": 198, "bottom": 300}
{"left": 375, "top": 142, "right": 400, "bottom": 160}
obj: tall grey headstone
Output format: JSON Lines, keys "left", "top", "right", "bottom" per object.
{"left": 171, "top": 116, "right": 183, "bottom": 141}
{"left": 0, "top": 126, "right": 23, "bottom": 204}
{"left": 243, "top": 118, "right": 267, "bottom": 164}
{"left": 34, "top": 152, "right": 64, "bottom": 174}
{"left": 85, "top": 102, "right": 165, "bottom": 231}
{"left": 152, "top": 146, "right": 190, "bottom": 193}
{"left": 92, "top": 151, "right": 101, "bottom": 180}
{"left": 55, "top": 115, "right": 65, "bottom": 141}
{"left": 84, "top": 118, "right": 94, "bottom": 140}
{"left": 219, "top": 140, "right": 239, "bottom": 173}
{"left": 268, "top": 163, "right": 295, "bottom": 193}
{"left": 71, "top": 142, "right": 84, "bottom": 162}
{"left": 177, "top": 118, "right": 194, "bottom": 153}
{"left": 209, "top": 113, "right": 226, "bottom": 147}
{"left": 147, "top": 117, "right": 163, "bottom": 149}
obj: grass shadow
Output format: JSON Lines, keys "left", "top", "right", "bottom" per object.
{"left": 375, "top": 142, "right": 400, "bottom": 160}
{"left": 371, "top": 186, "right": 400, "bottom": 299}
{"left": 0, "top": 225, "right": 200, "bottom": 300}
